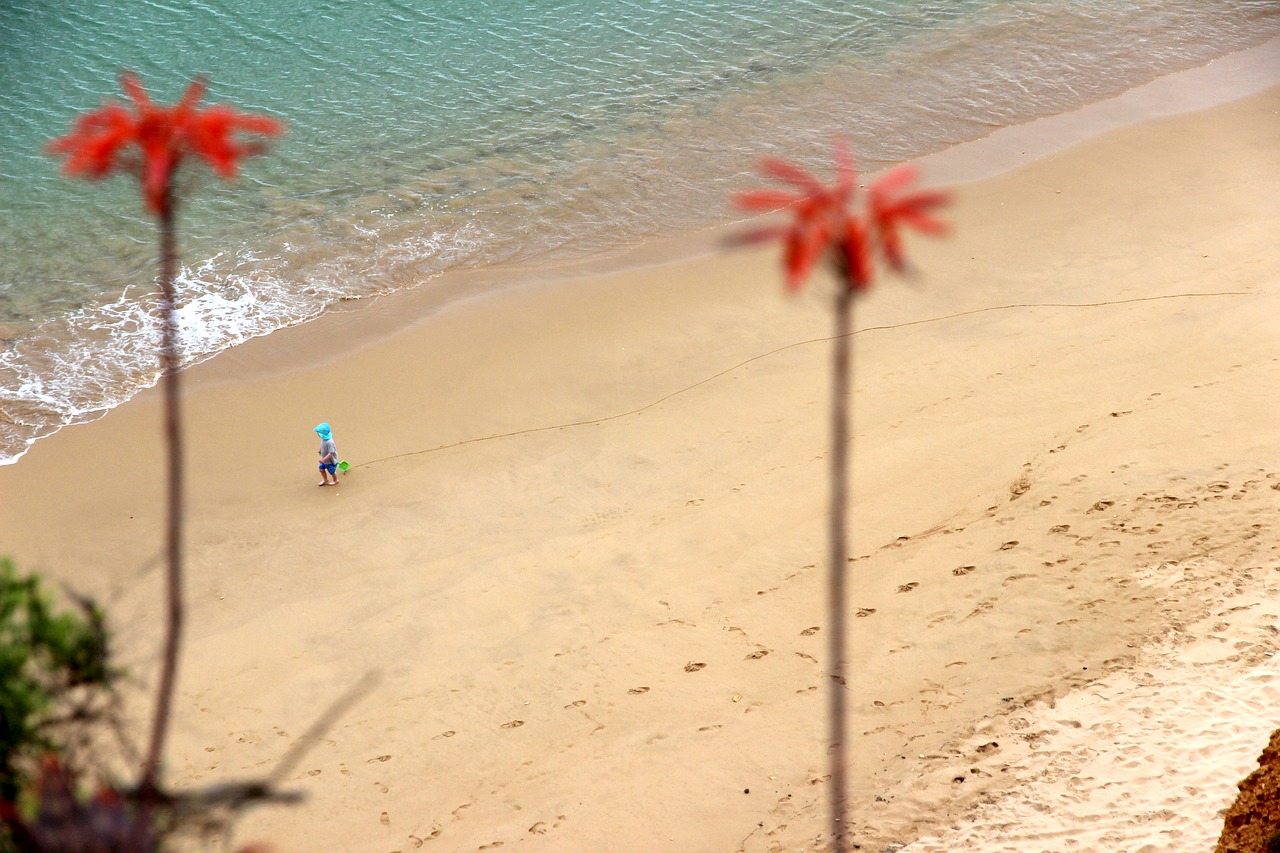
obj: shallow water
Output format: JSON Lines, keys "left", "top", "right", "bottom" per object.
{"left": 1, "top": 0, "right": 1277, "bottom": 462}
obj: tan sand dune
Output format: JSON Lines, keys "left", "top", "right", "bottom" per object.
{"left": 900, "top": 573, "right": 1279, "bottom": 852}
{"left": 1, "top": 57, "right": 1278, "bottom": 853}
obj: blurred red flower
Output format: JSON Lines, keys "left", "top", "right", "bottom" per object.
{"left": 868, "top": 163, "right": 950, "bottom": 272}
{"left": 0, "top": 756, "right": 156, "bottom": 852}
{"left": 48, "top": 73, "right": 282, "bottom": 216}
{"left": 732, "top": 142, "right": 951, "bottom": 853}
{"left": 734, "top": 141, "right": 949, "bottom": 291}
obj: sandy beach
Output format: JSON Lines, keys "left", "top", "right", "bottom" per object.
{"left": 2, "top": 52, "right": 1279, "bottom": 852}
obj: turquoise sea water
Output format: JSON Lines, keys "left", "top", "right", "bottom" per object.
{"left": 1, "top": 0, "right": 1277, "bottom": 462}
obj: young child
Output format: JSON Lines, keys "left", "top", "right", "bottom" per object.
{"left": 315, "top": 422, "right": 339, "bottom": 486}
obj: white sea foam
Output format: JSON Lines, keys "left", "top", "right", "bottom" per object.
{"left": 0, "top": 221, "right": 490, "bottom": 464}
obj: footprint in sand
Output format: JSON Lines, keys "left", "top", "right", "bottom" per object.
{"left": 501, "top": 720, "right": 525, "bottom": 729}
{"left": 856, "top": 608, "right": 877, "bottom": 617}
{"left": 564, "top": 699, "right": 587, "bottom": 709}
{"left": 745, "top": 648, "right": 770, "bottom": 660}
{"left": 1009, "top": 473, "right": 1031, "bottom": 499}
{"left": 998, "top": 540, "right": 1019, "bottom": 551}
{"left": 896, "top": 582, "right": 919, "bottom": 593}
{"left": 367, "top": 755, "right": 392, "bottom": 764}
{"left": 379, "top": 812, "right": 390, "bottom": 826}
{"left": 800, "top": 626, "right": 820, "bottom": 635}
{"left": 952, "top": 565, "right": 975, "bottom": 576}
{"left": 684, "top": 662, "right": 707, "bottom": 672}
{"left": 967, "top": 598, "right": 995, "bottom": 618}
{"left": 628, "top": 686, "right": 650, "bottom": 695}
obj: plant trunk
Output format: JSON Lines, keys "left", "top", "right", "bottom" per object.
{"left": 140, "top": 196, "right": 184, "bottom": 799}
{"left": 827, "top": 285, "right": 852, "bottom": 852}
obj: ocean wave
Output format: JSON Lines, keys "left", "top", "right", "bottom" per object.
{"left": 0, "top": 222, "right": 489, "bottom": 464}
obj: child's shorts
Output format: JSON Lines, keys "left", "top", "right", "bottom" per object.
{"left": 320, "top": 462, "right": 337, "bottom": 474}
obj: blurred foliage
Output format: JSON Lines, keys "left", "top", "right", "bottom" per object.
{"left": 0, "top": 557, "right": 115, "bottom": 849}
{"left": 1, "top": 756, "right": 157, "bottom": 853}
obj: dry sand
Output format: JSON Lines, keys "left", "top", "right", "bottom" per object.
{"left": 2, "top": 48, "right": 1279, "bottom": 853}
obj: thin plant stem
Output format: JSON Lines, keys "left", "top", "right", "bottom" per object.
{"left": 827, "top": 284, "right": 852, "bottom": 853}
{"left": 140, "top": 194, "right": 185, "bottom": 798}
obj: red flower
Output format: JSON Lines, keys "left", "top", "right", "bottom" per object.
{"left": 867, "top": 164, "right": 950, "bottom": 272}
{"left": 734, "top": 141, "right": 948, "bottom": 292}
{"left": 0, "top": 756, "right": 156, "bottom": 852}
{"left": 48, "top": 73, "right": 283, "bottom": 216}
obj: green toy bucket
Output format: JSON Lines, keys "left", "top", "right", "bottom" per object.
{"left": 337, "top": 461, "right": 350, "bottom": 473}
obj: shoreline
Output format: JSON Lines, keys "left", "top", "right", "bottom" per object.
{"left": 2, "top": 69, "right": 1279, "bottom": 853}
{"left": 189, "top": 35, "right": 1280, "bottom": 385}
{"left": 5, "top": 34, "right": 1279, "bottom": 466}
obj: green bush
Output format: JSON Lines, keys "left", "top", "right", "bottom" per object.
{"left": 0, "top": 558, "right": 114, "bottom": 804}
